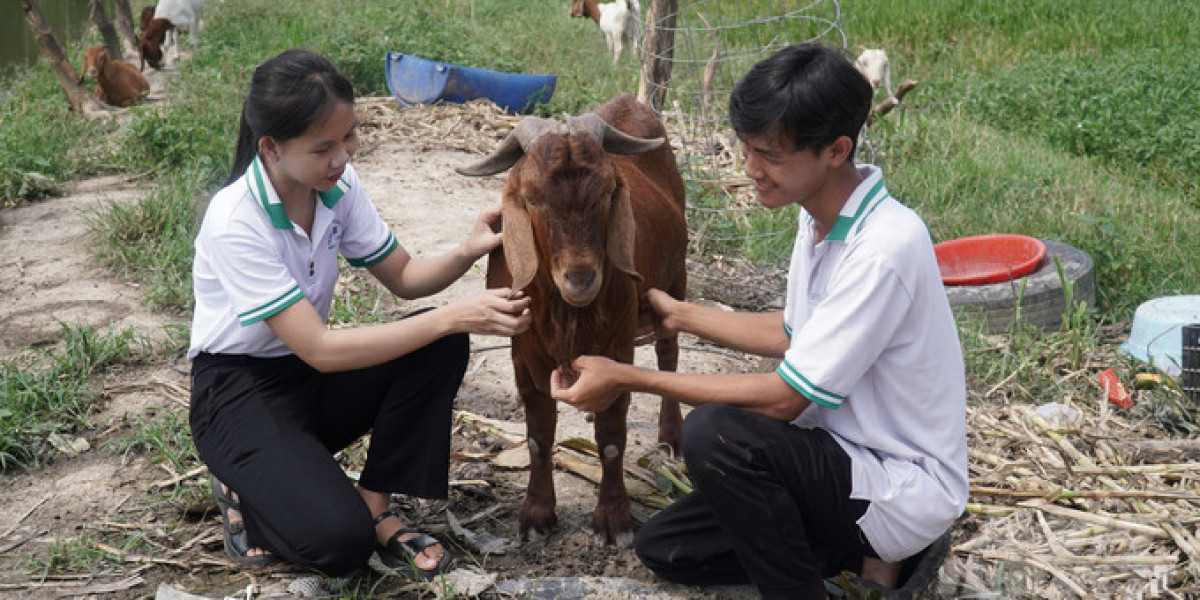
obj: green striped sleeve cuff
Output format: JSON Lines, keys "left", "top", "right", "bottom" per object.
{"left": 347, "top": 234, "right": 398, "bottom": 267}
{"left": 238, "top": 286, "right": 304, "bottom": 325}
{"left": 776, "top": 360, "right": 844, "bottom": 409}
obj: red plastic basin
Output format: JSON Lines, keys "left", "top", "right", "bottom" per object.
{"left": 934, "top": 234, "right": 1047, "bottom": 286}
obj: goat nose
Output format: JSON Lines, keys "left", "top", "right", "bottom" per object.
{"left": 564, "top": 267, "right": 596, "bottom": 290}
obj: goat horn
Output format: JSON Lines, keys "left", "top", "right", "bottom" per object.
{"left": 567, "top": 113, "right": 665, "bottom": 155}
{"left": 456, "top": 117, "right": 562, "bottom": 177}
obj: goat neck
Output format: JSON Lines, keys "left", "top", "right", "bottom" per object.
{"left": 570, "top": 0, "right": 602, "bottom": 23}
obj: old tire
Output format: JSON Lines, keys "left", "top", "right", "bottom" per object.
{"left": 943, "top": 239, "right": 1094, "bottom": 334}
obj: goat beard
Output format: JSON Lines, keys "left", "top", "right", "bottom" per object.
{"left": 549, "top": 296, "right": 610, "bottom": 377}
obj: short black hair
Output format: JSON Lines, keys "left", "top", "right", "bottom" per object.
{"left": 729, "top": 42, "right": 873, "bottom": 159}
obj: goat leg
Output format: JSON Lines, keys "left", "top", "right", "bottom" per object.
{"left": 592, "top": 392, "right": 633, "bottom": 546}
{"left": 516, "top": 363, "right": 558, "bottom": 539}
{"left": 654, "top": 335, "right": 683, "bottom": 453}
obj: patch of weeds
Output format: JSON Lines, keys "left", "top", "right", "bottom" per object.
{"left": 960, "top": 278, "right": 1102, "bottom": 403}
{"left": 1132, "top": 385, "right": 1200, "bottom": 436}
{"left": 0, "top": 324, "right": 138, "bottom": 472}
{"left": 89, "top": 166, "right": 214, "bottom": 315}
{"left": 25, "top": 535, "right": 110, "bottom": 577}
{"left": 110, "top": 409, "right": 201, "bottom": 491}
{"left": 329, "top": 259, "right": 396, "bottom": 327}
{"left": 0, "top": 66, "right": 114, "bottom": 206}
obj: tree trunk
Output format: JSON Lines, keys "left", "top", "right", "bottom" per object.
{"left": 636, "top": 0, "right": 678, "bottom": 114}
{"left": 90, "top": 0, "right": 123, "bottom": 60}
{"left": 21, "top": 0, "right": 113, "bottom": 117}
{"left": 112, "top": 0, "right": 139, "bottom": 55}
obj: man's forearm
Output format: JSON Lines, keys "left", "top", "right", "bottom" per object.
{"left": 676, "top": 304, "right": 789, "bottom": 358}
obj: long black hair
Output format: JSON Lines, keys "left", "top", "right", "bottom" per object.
{"left": 729, "top": 42, "right": 872, "bottom": 158}
{"left": 225, "top": 49, "right": 356, "bottom": 186}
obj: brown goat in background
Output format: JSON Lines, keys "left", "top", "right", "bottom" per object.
{"left": 458, "top": 93, "right": 687, "bottom": 545}
{"left": 139, "top": 5, "right": 157, "bottom": 33}
{"left": 81, "top": 46, "right": 150, "bottom": 108}
{"left": 139, "top": 17, "right": 174, "bottom": 70}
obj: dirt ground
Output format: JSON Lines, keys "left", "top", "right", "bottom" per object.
{"left": 0, "top": 55, "right": 780, "bottom": 598}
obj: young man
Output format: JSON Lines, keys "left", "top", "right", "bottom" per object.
{"left": 549, "top": 42, "right": 967, "bottom": 599}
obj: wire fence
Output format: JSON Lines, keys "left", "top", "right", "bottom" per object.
{"left": 640, "top": 0, "right": 846, "bottom": 186}
{"left": 636, "top": 0, "right": 847, "bottom": 274}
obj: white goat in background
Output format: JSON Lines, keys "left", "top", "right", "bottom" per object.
{"left": 154, "top": 0, "right": 205, "bottom": 61}
{"left": 855, "top": 46, "right": 893, "bottom": 99}
{"left": 571, "top": 0, "right": 642, "bottom": 64}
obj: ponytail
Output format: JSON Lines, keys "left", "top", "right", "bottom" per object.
{"left": 225, "top": 105, "right": 259, "bottom": 187}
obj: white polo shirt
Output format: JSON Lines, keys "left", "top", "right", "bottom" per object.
{"left": 776, "top": 165, "right": 968, "bottom": 562}
{"left": 188, "top": 157, "right": 397, "bottom": 360}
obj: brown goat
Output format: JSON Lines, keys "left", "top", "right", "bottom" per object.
{"left": 458, "top": 93, "right": 686, "bottom": 544}
{"left": 139, "top": 17, "right": 174, "bottom": 70}
{"left": 81, "top": 46, "right": 150, "bottom": 108}
{"left": 139, "top": 5, "right": 157, "bottom": 33}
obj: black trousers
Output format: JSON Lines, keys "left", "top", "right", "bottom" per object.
{"left": 634, "top": 404, "right": 875, "bottom": 600}
{"left": 189, "top": 328, "right": 468, "bottom": 576}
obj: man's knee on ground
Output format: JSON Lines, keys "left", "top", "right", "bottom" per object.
{"left": 634, "top": 526, "right": 690, "bottom": 582}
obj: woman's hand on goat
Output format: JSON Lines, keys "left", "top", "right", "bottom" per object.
{"left": 448, "top": 288, "right": 531, "bottom": 336}
{"left": 463, "top": 200, "right": 505, "bottom": 258}
{"left": 550, "top": 356, "right": 626, "bottom": 414}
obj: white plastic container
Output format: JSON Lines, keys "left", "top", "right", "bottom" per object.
{"left": 1120, "top": 295, "right": 1200, "bottom": 375}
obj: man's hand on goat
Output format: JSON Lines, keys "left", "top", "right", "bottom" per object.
{"left": 450, "top": 288, "right": 532, "bottom": 336}
{"left": 644, "top": 288, "right": 683, "bottom": 337}
{"left": 550, "top": 356, "right": 626, "bottom": 414}
{"left": 463, "top": 200, "right": 505, "bottom": 258}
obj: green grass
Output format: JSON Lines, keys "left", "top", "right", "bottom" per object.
{"left": 0, "top": 68, "right": 119, "bottom": 206}
{"left": 0, "top": 324, "right": 138, "bottom": 471}
{"left": 110, "top": 409, "right": 201, "bottom": 487}
{"left": 88, "top": 166, "right": 210, "bottom": 315}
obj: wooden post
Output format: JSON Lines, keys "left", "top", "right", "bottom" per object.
{"left": 21, "top": 0, "right": 113, "bottom": 117}
{"left": 90, "top": 0, "right": 123, "bottom": 60}
{"left": 112, "top": 0, "right": 139, "bottom": 55}
{"left": 636, "top": 0, "right": 678, "bottom": 114}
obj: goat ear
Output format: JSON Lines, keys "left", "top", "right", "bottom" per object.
{"left": 502, "top": 199, "right": 538, "bottom": 292}
{"left": 607, "top": 180, "right": 642, "bottom": 282}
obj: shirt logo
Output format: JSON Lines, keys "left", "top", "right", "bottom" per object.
{"left": 326, "top": 220, "right": 343, "bottom": 250}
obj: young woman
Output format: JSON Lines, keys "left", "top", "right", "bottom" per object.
{"left": 188, "top": 48, "right": 531, "bottom": 579}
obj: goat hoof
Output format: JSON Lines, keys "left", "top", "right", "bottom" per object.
{"left": 519, "top": 503, "right": 558, "bottom": 540}
{"left": 592, "top": 504, "right": 633, "bottom": 546}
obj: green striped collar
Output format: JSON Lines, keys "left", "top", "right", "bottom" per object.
{"left": 819, "top": 168, "right": 889, "bottom": 242}
{"left": 246, "top": 155, "right": 350, "bottom": 230}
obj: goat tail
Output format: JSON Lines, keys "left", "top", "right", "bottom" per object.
{"left": 225, "top": 106, "right": 257, "bottom": 187}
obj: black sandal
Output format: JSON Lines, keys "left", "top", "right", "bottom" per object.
{"left": 372, "top": 509, "right": 453, "bottom": 580}
{"left": 210, "top": 474, "right": 277, "bottom": 567}
{"left": 824, "top": 529, "right": 951, "bottom": 599}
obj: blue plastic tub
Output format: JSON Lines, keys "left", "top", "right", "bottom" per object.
{"left": 384, "top": 52, "right": 557, "bottom": 115}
